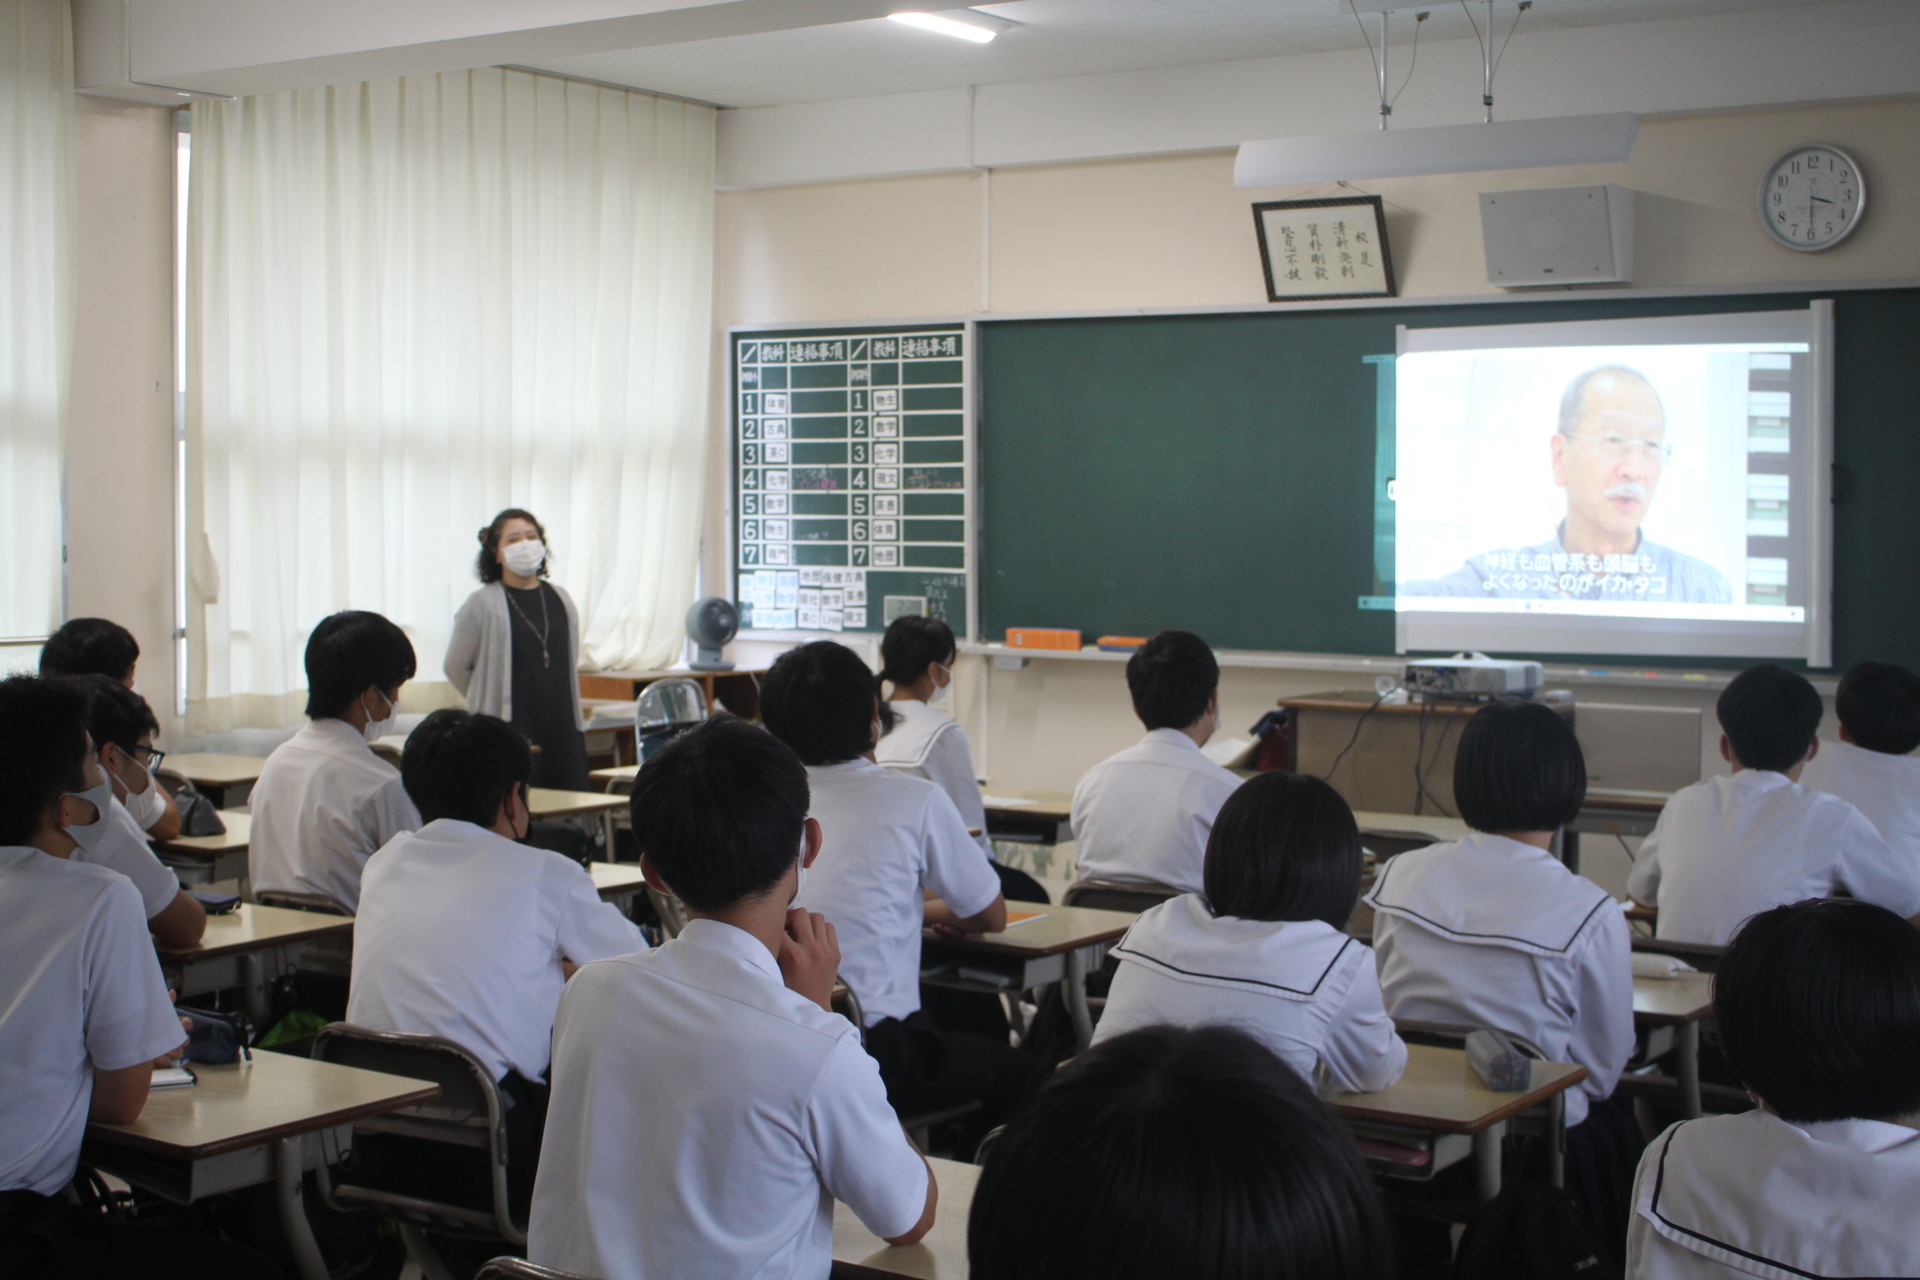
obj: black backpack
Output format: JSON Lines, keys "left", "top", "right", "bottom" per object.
{"left": 1451, "top": 1182, "right": 1620, "bottom": 1280}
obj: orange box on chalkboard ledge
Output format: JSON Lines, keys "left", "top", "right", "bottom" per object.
{"left": 1005, "top": 628, "right": 1082, "bottom": 651}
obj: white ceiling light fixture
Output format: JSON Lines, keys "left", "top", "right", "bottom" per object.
{"left": 889, "top": 12, "right": 998, "bottom": 44}
{"left": 1235, "top": 2, "right": 1639, "bottom": 189}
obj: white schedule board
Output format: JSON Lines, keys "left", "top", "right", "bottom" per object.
{"left": 733, "top": 325, "right": 969, "bottom": 635}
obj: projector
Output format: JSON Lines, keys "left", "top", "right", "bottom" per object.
{"left": 1404, "top": 653, "right": 1542, "bottom": 699}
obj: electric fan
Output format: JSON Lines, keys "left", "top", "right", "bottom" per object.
{"left": 686, "top": 597, "right": 738, "bottom": 672}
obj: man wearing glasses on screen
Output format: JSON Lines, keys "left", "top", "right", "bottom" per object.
{"left": 1404, "top": 365, "right": 1733, "bottom": 604}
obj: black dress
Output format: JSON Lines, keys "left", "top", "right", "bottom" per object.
{"left": 504, "top": 582, "right": 590, "bottom": 790}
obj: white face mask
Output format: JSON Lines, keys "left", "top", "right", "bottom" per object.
{"left": 928, "top": 660, "right": 955, "bottom": 714}
{"left": 361, "top": 689, "right": 396, "bottom": 745}
{"left": 62, "top": 780, "right": 115, "bottom": 853}
{"left": 122, "top": 777, "right": 166, "bottom": 829}
{"left": 503, "top": 539, "right": 546, "bottom": 578}
{"left": 792, "top": 831, "right": 809, "bottom": 903}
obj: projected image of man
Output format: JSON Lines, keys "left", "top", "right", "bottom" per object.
{"left": 1405, "top": 366, "right": 1732, "bottom": 604}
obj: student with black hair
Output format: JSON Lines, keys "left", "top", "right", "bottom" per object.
{"left": 1091, "top": 772, "right": 1405, "bottom": 1092}
{"left": 529, "top": 715, "right": 935, "bottom": 1280}
{"left": 0, "top": 676, "right": 273, "bottom": 1279}
{"left": 249, "top": 610, "right": 422, "bottom": 911}
{"left": 969, "top": 1023, "right": 1392, "bottom": 1280}
{"left": 39, "top": 616, "right": 141, "bottom": 686}
{"left": 874, "top": 615, "right": 988, "bottom": 852}
{"left": 1071, "top": 630, "right": 1241, "bottom": 895}
{"left": 1629, "top": 663, "right": 1920, "bottom": 944}
{"left": 347, "top": 709, "right": 642, "bottom": 1217}
{"left": 61, "top": 676, "right": 205, "bottom": 946}
{"left": 1367, "top": 699, "right": 1637, "bottom": 1243}
{"left": 1800, "top": 659, "right": 1920, "bottom": 865}
{"left": 760, "top": 640, "right": 1032, "bottom": 1144}
{"left": 1627, "top": 899, "right": 1920, "bottom": 1277}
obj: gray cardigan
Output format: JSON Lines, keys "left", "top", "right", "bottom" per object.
{"left": 444, "top": 582, "right": 587, "bottom": 731}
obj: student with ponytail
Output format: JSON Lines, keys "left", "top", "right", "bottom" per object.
{"left": 873, "top": 616, "right": 989, "bottom": 853}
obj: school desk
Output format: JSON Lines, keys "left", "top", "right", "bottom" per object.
{"left": 1566, "top": 788, "right": 1669, "bottom": 873}
{"left": 589, "top": 763, "right": 638, "bottom": 792}
{"left": 978, "top": 787, "right": 1074, "bottom": 845}
{"left": 588, "top": 860, "right": 648, "bottom": 913}
{"left": 831, "top": 1155, "right": 976, "bottom": 1280}
{"left": 166, "top": 752, "right": 267, "bottom": 808}
{"left": 921, "top": 905, "right": 1136, "bottom": 1050}
{"left": 154, "top": 809, "right": 251, "bottom": 888}
{"left": 82, "top": 1050, "right": 438, "bottom": 1280}
{"left": 1329, "top": 1042, "right": 1587, "bottom": 1203}
{"left": 529, "top": 787, "right": 628, "bottom": 850}
{"left": 155, "top": 902, "right": 353, "bottom": 1028}
{"left": 1632, "top": 971, "right": 1714, "bottom": 1119}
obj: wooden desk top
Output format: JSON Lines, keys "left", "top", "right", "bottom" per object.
{"left": 926, "top": 905, "right": 1136, "bottom": 958}
{"left": 590, "top": 764, "right": 640, "bottom": 787}
{"left": 83, "top": 1050, "right": 437, "bottom": 1162}
{"left": 978, "top": 788, "right": 1074, "bottom": 821}
{"left": 1279, "top": 691, "right": 1489, "bottom": 719}
{"left": 588, "top": 861, "right": 648, "bottom": 898}
{"left": 155, "top": 810, "right": 251, "bottom": 857}
{"left": 166, "top": 753, "right": 268, "bottom": 787}
{"left": 1351, "top": 810, "right": 1470, "bottom": 845}
{"left": 155, "top": 902, "right": 352, "bottom": 964}
{"left": 1326, "top": 1043, "right": 1586, "bottom": 1134}
{"left": 832, "top": 1156, "right": 975, "bottom": 1280}
{"left": 529, "top": 787, "right": 628, "bottom": 818}
{"left": 1632, "top": 972, "right": 1714, "bottom": 1025}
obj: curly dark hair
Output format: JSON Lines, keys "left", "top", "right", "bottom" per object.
{"left": 477, "top": 508, "right": 550, "bottom": 584}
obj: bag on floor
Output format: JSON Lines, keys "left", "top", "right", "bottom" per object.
{"left": 1451, "top": 1181, "right": 1619, "bottom": 1280}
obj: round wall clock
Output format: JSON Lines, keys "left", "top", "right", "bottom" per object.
{"left": 1758, "top": 143, "right": 1866, "bottom": 251}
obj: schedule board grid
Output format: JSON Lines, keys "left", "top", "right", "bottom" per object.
{"left": 732, "top": 325, "right": 970, "bottom": 635}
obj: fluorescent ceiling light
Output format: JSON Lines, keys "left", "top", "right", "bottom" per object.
{"left": 889, "top": 12, "right": 997, "bottom": 43}
{"left": 1235, "top": 113, "right": 1639, "bottom": 187}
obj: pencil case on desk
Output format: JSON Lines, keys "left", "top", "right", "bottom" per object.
{"left": 1466, "top": 1027, "right": 1530, "bottom": 1092}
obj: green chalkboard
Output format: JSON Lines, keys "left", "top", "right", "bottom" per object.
{"left": 978, "top": 288, "right": 1920, "bottom": 670}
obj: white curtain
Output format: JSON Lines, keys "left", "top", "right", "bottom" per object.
{"left": 0, "top": 0, "right": 70, "bottom": 644}
{"left": 187, "top": 68, "right": 714, "bottom": 732}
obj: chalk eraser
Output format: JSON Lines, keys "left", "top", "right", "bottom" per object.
{"left": 1006, "top": 628, "right": 1082, "bottom": 651}
{"left": 1096, "top": 635, "right": 1148, "bottom": 651}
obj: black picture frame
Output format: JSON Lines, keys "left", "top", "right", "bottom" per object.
{"left": 1251, "top": 195, "right": 1397, "bottom": 303}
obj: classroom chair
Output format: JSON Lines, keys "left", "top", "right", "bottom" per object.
{"left": 476, "top": 1260, "right": 602, "bottom": 1280}
{"left": 1392, "top": 1019, "right": 1567, "bottom": 1192}
{"left": 643, "top": 884, "right": 689, "bottom": 938}
{"left": 311, "top": 1023, "right": 526, "bottom": 1280}
{"left": 829, "top": 980, "right": 981, "bottom": 1150}
{"left": 1061, "top": 877, "right": 1179, "bottom": 914}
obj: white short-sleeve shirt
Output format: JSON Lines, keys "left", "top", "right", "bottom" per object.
{"left": 1366, "top": 833, "right": 1634, "bottom": 1128}
{"left": 347, "top": 818, "right": 647, "bottom": 1082}
{"left": 1628, "top": 770, "right": 1920, "bottom": 945}
{"left": 1628, "top": 1111, "right": 1920, "bottom": 1279}
{"left": 795, "top": 759, "right": 1001, "bottom": 1025}
{"left": 0, "top": 847, "right": 184, "bottom": 1194}
{"left": 1799, "top": 738, "right": 1920, "bottom": 868}
{"left": 528, "top": 919, "right": 930, "bottom": 1280}
{"left": 248, "top": 718, "right": 422, "bottom": 912}
{"left": 72, "top": 794, "right": 181, "bottom": 920}
{"left": 876, "top": 700, "right": 990, "bottom": 854}
{"left": 1071, "top": 729, "right": 1242, "bottom": 896}
{"left": 1093, "top": 894, "right": 1407, "bottom": 1094}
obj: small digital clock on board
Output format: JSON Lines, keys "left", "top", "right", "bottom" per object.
{"left": 1758, "top": 144, "right": 1865, "bottom": 252}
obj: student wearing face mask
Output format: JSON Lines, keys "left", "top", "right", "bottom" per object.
{"left": 39, "top": 617, "right": 182, "bottom": 840}
{"left": 248, "top": 611, "right": 422, "bottom": 913}
{"left": 874, "top": 616, "right": 988, "bottom": 854}
{"left": 445, "top": 509, "right": 590, "bottom": 791}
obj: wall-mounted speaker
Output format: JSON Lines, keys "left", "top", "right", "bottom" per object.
{"left": 1479, "top": 183, "right": 1633, "bottom": 287}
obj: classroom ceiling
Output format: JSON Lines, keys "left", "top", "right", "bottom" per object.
{"left": 520, "top": 0, "right": 1850, "bottom": 108}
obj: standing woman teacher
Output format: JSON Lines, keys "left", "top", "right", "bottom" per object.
{"left": 445, "top": 509, "right": 590, "bottom": 790}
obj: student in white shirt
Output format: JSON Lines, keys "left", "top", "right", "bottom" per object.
{"left": 875, "top": 615, "right": 987, "bottom": 846}
{"left": 1629, "top": 663, "right": 1920, "bottom": 944}
{"left": 40, "top": 617, "right": 181, "bottom": 840}
{"left": 1093, "top": 770, "right": 1406, "bottom": 1093}
{"left": 61, "top": 675, "right": 205, "bottom": 948}
{"left": 968, "top": 1024, "right": 1392, "bottom": 1280}
{"left": 1071, "top": 630, "right": 1241, "bottom": 896}
{"left": 1367, "top": 699, "right": 1638, "bottom": 1250}
{"left": 348, "top": 709, "right": 645, "bottom": 1218}
{"left": 249, "top": 611, "right": 422, "bottom": 912}
{"left": 1628, "top": 899, "right": 1920, "bottom": 1279}
{"left": 0, "top": 675, "right": 269, "bottom": 1280}
{"left": 529, "top": 715, "right": 934, "bottom": 1280}
{"left": 1799, "top": 659, "right": 1920, "bottom": 866}
{"left": 761, "top": 641, "right": 1035, "bottom": 1150}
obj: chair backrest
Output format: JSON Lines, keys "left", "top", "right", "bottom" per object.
{"left": 310, "top": 1023, "right": 523, "bottom": 1244}
{"left": 1063, "top": 878, "right": 1178, "bottom": 914}
{"left": 477, "top": 1259, "right": 605, "bottom": 1280}
{"left": 254, "top": 890, "right": 352, "bottom": 916}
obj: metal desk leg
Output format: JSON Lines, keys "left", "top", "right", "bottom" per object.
{"left": 274, "top": 1135, "right": 329, "bottom": 1280}
{"left": 1547, "top": 1091, "right": 1566, "bottom": 1189}
{"left": 1472, "top": 1120, "right": 1506, "bottom": 1203}
{"left": 241, "top": 951, "right": 270, "bottom": 1031}
{"left": 1677, "top": 1021, "right": 1702, "bottom": 1119}
{"left": 1063, "top": 948, "right": 1094, "bottom": 1051}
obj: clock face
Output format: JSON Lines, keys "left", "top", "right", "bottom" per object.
{"left": 1759, "top": 144, "right": 1865, "bottom": 251}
